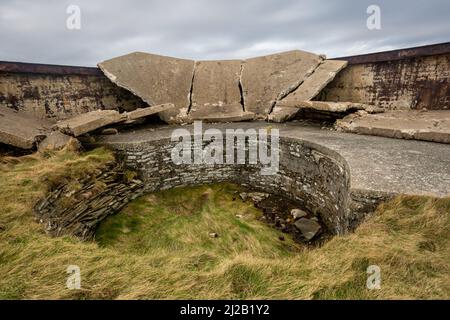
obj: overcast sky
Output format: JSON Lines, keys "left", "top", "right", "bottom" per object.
{"left": 1, "top": 0, "right": 449, "bottom": 66}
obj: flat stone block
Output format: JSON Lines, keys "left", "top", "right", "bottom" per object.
{"left": 336, "top": 110, "right": 450, "bottom": 144}
{"left": 0, "top": 107, "right": 51, "bottom": 149}
{"left": 54, "top": 110, "right": 126, "bottom": 136}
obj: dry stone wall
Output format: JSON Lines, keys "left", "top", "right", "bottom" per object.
{"left": 112, "top": 136, "right": 353, "bottom": 234}
{"left": 34, "top": 161, "right": 145, "bottom": 240}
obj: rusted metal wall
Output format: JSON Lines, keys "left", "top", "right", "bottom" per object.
{"left": 320, "top": 43, "right": 450, "bottom": 110}
{"left": 1, "top": 43, "right": 449, "bottom": 120}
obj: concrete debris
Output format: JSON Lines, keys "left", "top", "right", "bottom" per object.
{"left": 190, "top": 109, "right": 255, "bottom": 123}
{"left": 98, "top": 52, "right": 195, "bottom": 124}
{"left": 239, "top": 192, "right": 248, "bottom": 201}
{"left": 241, "top": 50, "right": 324, "bottom": 118}
{"left": 335, "top": 110, "right": 450, "bottom": 144}
{"left": 37, "top": 131, "right": 80, "bottom": 152}
{"left": 247, "top": 192, "right": 270, "bottom": 203}
{"left": 53, "top": 104, "right": 173, "bottom": 137}
{"left": 239, "top": 192, "right": 269, "bottom": 203}
{"left": 269, "top": 60, "right": 348, "bottom": 122}
{"left": 285, "top": 60, "right": 348, "bottom": 103}
{"left": 125, "top": 103, "right": 175, "bottom": 121}
{"left": 270, "top": 100, "right": 383, "bottom": 122}
{"left": 0, "top": 107, "right": 52, "bottom": 149}
{"left": 100, "top": 128, "right": 119, "bottom": 135}
{"left": 294, "top": 218, "right": 321, "bottom": 240}
{"left": 291, "top": 209, "right": 307, "bottom": 219}
{"left": 53, "top": 110, "right": 126, "bottom": 137}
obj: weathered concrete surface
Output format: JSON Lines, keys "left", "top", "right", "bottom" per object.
{"left": 0, "top": 72, "right": 145, "bottom": 120}
{"left": 98, "top": 52, "right": 195, "bottom": 123}
{"left": 320, "top": 53, "right": 450, "bottom": 110}
{"left": 241, "top": 50, "right": 323, "bottom": 117}
{"left": 269, "top": 60, "right": 348, "bottom": 122}
{"left": 94, "top": 121, "right": 450, "bottom": 198}
{"left": 54, "top": 110, "right": 126, "bottom": 137}
{"left": 279, "top": 100, "right": 380, "bottom": 112}
{"left": 336, "top": 110, "right": 450, "bottom": 143}
{"left": 189, "top": 109, "right": 255, "bottom": 122}
{"left": 126, "top": 103, "right": 174, "bottom": 121}
{"left": 0, "top": 107, "right": 51, "bottom": 149}
{"left": 189, "top": 60, "right": 254, "bottom": 122}
{"left": 270, "top": 101, "right": 383, "bottom": 122}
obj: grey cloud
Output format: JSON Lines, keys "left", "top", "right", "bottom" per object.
{"left": 0, "top": 0, "right": 449, "bottom": 66}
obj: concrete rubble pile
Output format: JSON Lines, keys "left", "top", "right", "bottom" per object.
{"left": 0, "top": 107, "right": 52, "bottom": 149}
{"left": 0, "top": 103, "right": 174, "bottom": 149}
{"left": 335, "top": 110, "right": 450, "bottom": 144}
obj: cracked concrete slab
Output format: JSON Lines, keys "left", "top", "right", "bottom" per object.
{"left": 0, "top": 107, "right": 52, "bottom": 149}
{"left": 189, "top": 109, "right": 255, "bottom": 122}
{"left": 336, "top": 110, "right": 450, "bottom": 144}
{"left": 126, "top": 103, "right": 175, "bottom": 121}
{"left": 54, "top": 110, "right": 126, "bottom": 137}
{"left": 241, "top": 50, "right": 324, "bottom": 118}
{"left": 269, "top": 60, "right": 348, "bottom": 122}
{"left": 189, "top": 60, "right": 253, "bottom": 122}
{"left": 98, "top": 52, "right": 195, "bottom": 124}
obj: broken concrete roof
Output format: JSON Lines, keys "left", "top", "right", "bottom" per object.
{"left": 98, "top": 50, "right": 346, "bottom": 124}
{"left": 269, "top": 60, "right": 348, "bottom": 122}
{"left": 98, "top": 52, "right": 195, "bottom": 124}
{"left": 53, "top": 104, "right": 174, "bottom": 137}
{"left": 0, "top": 107, "right": 52, "bottom": 149}
{"left": 241, "top": 50, "right": 324, "bottom": 118}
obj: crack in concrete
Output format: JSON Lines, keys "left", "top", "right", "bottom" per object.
{"left": 268, "top": 58, "right": 325, "bottom": 115}
{"left": 238, "top": 62, "right": 246, "bottom": 112}
{"left": 187, "top": 62, "right": 197, "bottom": 115}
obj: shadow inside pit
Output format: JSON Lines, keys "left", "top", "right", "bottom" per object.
{"left": 236, "top": 188, "right": 332, "bottom": 247}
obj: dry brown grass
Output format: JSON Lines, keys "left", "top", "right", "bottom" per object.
{"left": 0, "top": 148, "right": 448, "bottom": 299}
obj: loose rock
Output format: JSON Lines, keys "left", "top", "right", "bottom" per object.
{"left": 38, "top": 131, "right": 80, "bottom": 152}
{"left": 101, "top": 128, "right": 119, "bottom": 135}
{"left": 291, "top": 208, "right": 307, "bottom": 219}
{"left": 294, "top": 218, "right": 321, "bottom": 240}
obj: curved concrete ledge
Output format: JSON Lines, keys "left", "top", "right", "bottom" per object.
{"left": 93, "top": 122, "right": 450, "bottom": 234}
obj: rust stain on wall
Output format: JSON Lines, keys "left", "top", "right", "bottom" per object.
{"left": 320, "top": 53, "right": 450, "bottom": 110}
{"left": 0, "top": 73, "right": 147, "bottom": 120}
